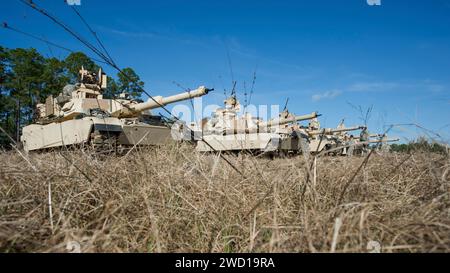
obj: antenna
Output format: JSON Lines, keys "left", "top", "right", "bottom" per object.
{"left": 243, "top": 69, "right": 257, "bottom": 113}
{"left": 230, "top": 81, "right": 237, "bottom": 97}
{"left": 243, "top": 81, "right": 248, "bottom": 109}
{"left": 2, "top": 22, "right": 108, "bottom": 64}
{"left": 247, "top": 69, "right": 257, "bottom": 107}
{"left": 68, "top": 2, "right": 116, "bottom": 66}
{"left": 283, "top": 98, "right": 290, "bottom": 112}
{"left": 224, "top": 42, "right": 235, "bottom": 86}
{"left": 218, "top": 75, "right": 227, "bottom": 99}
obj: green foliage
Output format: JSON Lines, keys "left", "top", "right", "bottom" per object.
{"left": 0, "top": 46, "right": 7, "bottom": 84}
{"left": 5, "top": 48, "right": 45, "bottom": 109}
{"left": 116, "top": 67, "right": 144, "bottom": 99}
{"left": 103, "top": 68, "right": 144, "bottom": 99}
{"left": 0, "top": 47, "right": 145, "bottom": 148}
{"left": 1, "top": 47, "right": 46, "bottom": 146}
{"left": 391, "top": 138, "right": 448, "bottom": 155}
{"left": 42, "top": 57, "right": 69, "bottom": 99}
{"left": 64, "top": 52, "right": 100, "bottom": 83}
{"left": 103, "top": 76, "right": 119, "bottom": 99}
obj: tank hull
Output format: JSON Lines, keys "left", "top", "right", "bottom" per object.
{"left": 21, "top": 117, "right": 173, "bottom": 152}
{"left": 279, "top": 137, "right": 337, "bottom": 154}
{"left": 196, "top": 133, "right": 281, "bottom": 152}
{"left": 119, "top": 124, "right": 172, "bottom": 146}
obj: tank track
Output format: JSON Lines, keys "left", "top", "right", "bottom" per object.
{"left": 90, "top": 130, "right": 123, "bottom": 154}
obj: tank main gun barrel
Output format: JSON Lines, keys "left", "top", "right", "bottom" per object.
{"left": 316, "top": 138, "right": 400, "bottom": 155}
{"left": 368, "top": 138, "right": 400, "bottom": 144}
{"left": 131, "top": 86, "right": 212, "bottom": 112}
{"left": 115, "top": 86, "right": 212, "bottom": 118}
{"left": 259, "top": 112, "right": 320, "bottom": 128}
{"left": 308, "top": 126, "right": 365, "bottom": 136}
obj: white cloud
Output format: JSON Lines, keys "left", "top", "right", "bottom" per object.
{"left": 347, "top": 81, "right": 446, "bottom": 93}
{"left": 348, "top": 82, "right": 400, "bottom": 92}
{"left": 312, "top": 90, "right": 342, "bottom": 102}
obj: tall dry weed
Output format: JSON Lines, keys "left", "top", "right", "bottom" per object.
{"left": 0, "top": 143, "right": 448, "bottom": 253}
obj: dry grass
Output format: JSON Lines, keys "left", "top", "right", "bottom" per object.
{"left": 0, "top": 143, "right": 449, "bottom": 253}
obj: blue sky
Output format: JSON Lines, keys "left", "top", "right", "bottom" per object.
{"left": 1, "top": 0, "right": 449, "bottom": 143}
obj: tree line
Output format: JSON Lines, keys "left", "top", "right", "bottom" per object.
{"left": 0, "top": 47, "right": 145, "bottom": 147}
{"left": 390, "top": 138, "right": 448, "bottom": 156}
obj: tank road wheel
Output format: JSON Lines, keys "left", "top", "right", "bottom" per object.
{"left": 90, "top": 131, "right": 119, "bottom": 155}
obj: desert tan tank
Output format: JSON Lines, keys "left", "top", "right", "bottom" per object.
{"left": 349, "top": 131, "right": 400, "bottom": 155}
{"left": 279, "top": 116, "right": 365, "bottom": 155}
{"left": 193, "top": 96, "right": 319, "bottom": 153}
{"left": 21, "top": 67, "right": 212, "bottom": 152}
{"left": 319, "top": 127, "right": 400, "bottom": 156}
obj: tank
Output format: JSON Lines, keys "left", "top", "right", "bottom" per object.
{"left": 193, "top": 96, "right": 319, "bottom": 153}
{"left": 323, "top": 130, "right": 400, "bottom": 156}
{"left": 21, "top": 67, "right": 212, "bottom": 152}
{"left": 280, "top": 118, "right": 365, "bottom": 155}
{"left": 352, "top": 132, "right": 400, "bottom": 155}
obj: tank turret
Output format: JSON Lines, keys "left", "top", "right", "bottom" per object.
{"left": 35, "top": 68, "right": 211, "bottom": 124}
{"left": 218, "top": 112, "right": 319, "bottom": 135}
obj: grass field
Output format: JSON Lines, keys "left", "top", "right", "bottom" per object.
{"left": 0, "top": 144, "right": 449, "bottom": 253}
